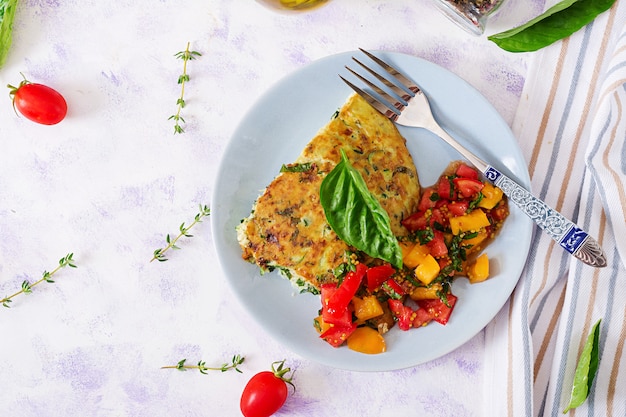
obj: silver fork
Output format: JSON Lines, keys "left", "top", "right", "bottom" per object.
{"left": 340, "top": 49, "right": 606, "bottom": 268}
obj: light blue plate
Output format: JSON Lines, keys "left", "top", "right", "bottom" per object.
{"left": 211, "top": 50, "right": 532, "bottom": 371}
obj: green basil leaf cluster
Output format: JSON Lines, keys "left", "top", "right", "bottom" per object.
{"left": 320, "top": 149, "right": 403, "bottom": 269}
{"left": 488, "top": 0, "right": 617, "bottom": 53}
{"left": 563, "top": 318, "right": 602, "bottom": 413}
{"left": 0, "top": 0, "right": 18, "bottom": 67}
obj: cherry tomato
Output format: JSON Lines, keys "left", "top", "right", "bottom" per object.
{"left": 8, "top": 77, "right": 67, "bottom": 125}
{"left": 240, "top": 360, "right": 294, "bottom": 417}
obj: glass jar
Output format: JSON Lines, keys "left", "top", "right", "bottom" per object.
{"left": 432, "top": 0, "right": 506, "bottom": 35}
{"left": 255, "top": 0, "right": 330, "bottom": 12}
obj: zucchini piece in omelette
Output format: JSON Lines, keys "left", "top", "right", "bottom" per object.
{"left": 237, "top": 94, "right": 421, "bottom": 293}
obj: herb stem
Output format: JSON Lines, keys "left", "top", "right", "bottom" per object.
{"left": 151, "top": 204, "right": 211, "bottom": 262}
{"left": 1, "top": 253, "right": 77, "bottom": 308}
{"left": 169, "top": 42, "right": 201, "bottom": 134}
{"left": 162, "top": 355, "right": 245, "bottom": 374}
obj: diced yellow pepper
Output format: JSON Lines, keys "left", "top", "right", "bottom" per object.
{"left": 313, "top": 315, "right": 332, "bottom": 334}
{"left": 352, "top": 296, "right": 384, "bottom": 322}
{"left": 409, "top": 283, "right": 443, "bottom": 300}
{"left": 399, "top": 241, "right": 414, "bottom": 258}
{"left": 462, "top": 230, "right": 488, "bottom": 248}
{"left": 478, "top": 183, "right": 504, "bottom": 210}
{"left": 414, "top": 254, "right": 440, "bottom": 285}
{"left": 403, "top": 243, "right": 430, "bottom": 269}
{"left": 468, "top": 253, "right": 490, "bottom": 283}
{"left": 449, "top": 208, "right": 491, "bottom": 235}
{"left": 346, "top": 326, "right": 387, "bottom": 354}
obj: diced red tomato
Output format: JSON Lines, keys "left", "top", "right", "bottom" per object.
{"left": 326, "top": 264, "right": 367, "bottom": 315}
{"left": 426, "top": 230, "right": 448, "bottom": 258}
{"left": 320, "top": 284, "right": 353, "bottom": 326}
{"left": 453, "top": 178, "right": 484, "bottom": 198}
{"left": 366, "top": 264, "right": 395, "bottom": 292}
{"left": 388, "top": 299, "right": 432, "bottom": 330}
{"left": 455, "top": 164, "right": 479, "bottom": 180}
{"left": 417, "top": 294, "right": 458, "bottom": 325}
{"left": 448, "top": 201, "right": 469, "bottom": 216}
{"left": 320, "top": 323, "right": 357, "bottom": 347}
{"left": 401, "top": 210, "right": 427, "bottom": 232}
{"left": 490, "top": 201, "right": 509, "bottom": 222}
{"left": 381, "top": 278, "right": 405, "bottom": 300}
{"left": 418, "top": 188, "right": 438, "bottom": 211}
{"left": 429, "top": 208, "right": 447, "bottom": 229}
{"left": 437, "top": 176, "right": 455, "bottom": 200}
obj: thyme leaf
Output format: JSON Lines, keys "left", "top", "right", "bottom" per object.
{"left": 161, "top": 354, "right": 245, "bottom": 374}
{"left": 1, "top": 253, "right": 77, "bottom": 308}
{"left": 169, "top": 42, "right": 201, "bottom": 134}
{"left": 151, "top": 204, "right": 210, "bottom": 262}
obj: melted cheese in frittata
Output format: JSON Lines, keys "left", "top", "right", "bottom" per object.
{"left": 237, "top": 94, "right": 421, "bottom": 292}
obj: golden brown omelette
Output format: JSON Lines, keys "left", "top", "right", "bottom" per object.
{"left": 237, "top": 94, "right": 421, "bottom": 292}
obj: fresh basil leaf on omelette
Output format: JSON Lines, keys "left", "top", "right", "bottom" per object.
{"left": 237, "top": 94, "right": 421, "bottom": 293}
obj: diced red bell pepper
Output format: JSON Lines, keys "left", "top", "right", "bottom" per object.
{"left": 453, "top": 178, "right": 484, "bottom": 198}
{"left": 320, "top": 323, "right": 357, "bottom": 347}
{"left": 366, "top": 264, "right": 395, "bottom": 292}
{"left": 326, "top": 263, "right": 367, "bottom": 316}
{"left": 388, "top": 299, "right": 432, "bottom": 331}
{"left": 455, "top": 163, "right": 479, "bottom": 180}
{"left": 426, "top": 230, "right": 448, "bottom": 258}
{"left": 448, "top": 201, "right": 469, "bottom": 217}
{"left": 417, "top": 293, "right": 458, "bottom": 325}
{"left": 381, "top": 278, "right": 405, "bottom": 300}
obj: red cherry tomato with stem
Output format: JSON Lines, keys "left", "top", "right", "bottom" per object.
{"left": 240, "top": 360, "right": 295, "bottom": 417}
{"left": 8, "top": 75, "right": 67, "bottom": 125}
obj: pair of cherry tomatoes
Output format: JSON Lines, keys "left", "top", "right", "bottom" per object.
{"left": 8, "top": 76, "right": 67, "bottom": 125}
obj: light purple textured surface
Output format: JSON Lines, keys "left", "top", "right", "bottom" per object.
{"left": 0, "top": 1, "right": 534, "bottom": 415}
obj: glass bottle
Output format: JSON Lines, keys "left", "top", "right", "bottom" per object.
{"left": 255, "top": 0, "right": 330, "bottom": 12}
{"left": 432, "top": 0, "right": 507, "bottom": 35}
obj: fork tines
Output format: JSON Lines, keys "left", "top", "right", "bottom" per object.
{"left": 340, "top": 48, "right": 420, "bottom": 120}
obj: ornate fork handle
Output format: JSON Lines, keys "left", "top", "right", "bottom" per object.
{"left": 483, "top": 166, "right": 606, "bottom": 267}
{"left": 426, "top": 118, "right": 607, "bottom": 268}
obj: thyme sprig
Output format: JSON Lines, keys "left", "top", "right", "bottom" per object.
{"left": 162, "top": 354, "right": 245, "bottom": 374}
{"left": 1, "top": 253, "right": 77, "bottom": 308}
{"left": 169, "top": 42, "right": 201, "bottom": 134}
{"left": 151, "top": 204, "right": 211, "bottom": 262}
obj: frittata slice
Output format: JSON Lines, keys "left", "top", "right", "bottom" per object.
{"left": 237, "top": 94, "right": 420, "bottom": 292}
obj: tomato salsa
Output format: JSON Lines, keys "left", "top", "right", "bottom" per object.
{"left": 313, "top": 162, "right": 509, "bottom": 354}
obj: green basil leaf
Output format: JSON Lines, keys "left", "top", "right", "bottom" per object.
{"left": 488, "top": 0, "right": 617, "bottom": 53}
{"left": 0, "top": 0, "right": 18, "bottom": 67}
{"left": 320, "top": 149, "right": 403, "bottom": 269}
{"left": 563, "top": 318, "right": 602, "bottom": 413}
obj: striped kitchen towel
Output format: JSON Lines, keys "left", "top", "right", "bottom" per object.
{"left": 484, "top": 0, "right": 626, "bottom": 416}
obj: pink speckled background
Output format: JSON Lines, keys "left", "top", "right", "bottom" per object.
{"left": 0, "top": 0, "right": 540, "bottom": 415}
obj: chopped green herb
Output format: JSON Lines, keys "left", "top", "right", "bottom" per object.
{"left": 280, "top": 162, "right": 313, "bottom": 173}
